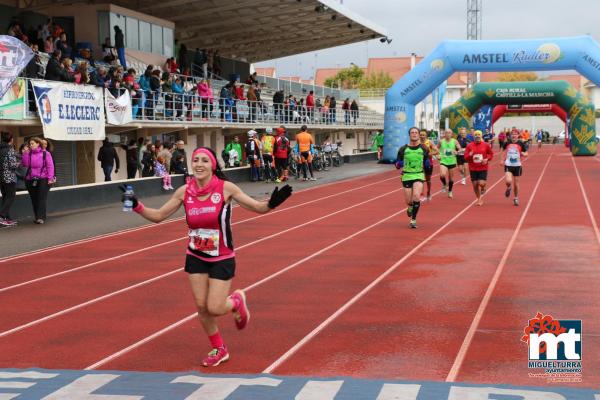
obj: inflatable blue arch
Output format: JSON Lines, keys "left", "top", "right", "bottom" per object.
{"left": 384, "top": 36, "right": 600, "bottom": 160}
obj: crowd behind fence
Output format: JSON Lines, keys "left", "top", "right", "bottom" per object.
{"left": 19, "top": 77, "right": 384, "bottom": 128}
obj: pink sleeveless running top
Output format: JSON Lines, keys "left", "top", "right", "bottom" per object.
{"left": 183, "top": 179, "right": 235, "bottom": 261}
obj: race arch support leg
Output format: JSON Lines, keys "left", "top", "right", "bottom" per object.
{"left": 383, "top": 102, "right": 414, "bottom": 163}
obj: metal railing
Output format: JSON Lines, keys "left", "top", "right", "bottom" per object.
{"left": 358, "top": 88, "right": 388, "bottom": 98}
{"left": 20, "top": 77, "right": 383, "bottom": 128}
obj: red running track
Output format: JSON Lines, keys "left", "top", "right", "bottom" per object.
{"left": 1, "top": 146, "right": 598, "bottom": 389}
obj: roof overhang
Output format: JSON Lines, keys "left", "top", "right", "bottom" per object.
{"left": 11, "top": 0, "right": 388, "bottom": 63}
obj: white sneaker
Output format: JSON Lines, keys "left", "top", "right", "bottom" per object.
{"left": 461, "top": 178, "right": 466, "bottom": 185}
{"left": 441, "top": 186, "right": 447, "bottom": 193}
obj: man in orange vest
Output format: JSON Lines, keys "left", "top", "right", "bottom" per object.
{"left": 295, "top": 125, "right": 316, "bottom": 181}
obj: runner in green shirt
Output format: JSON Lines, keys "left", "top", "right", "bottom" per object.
{"left": 224, "top": 136, "right": 243, "bottom": 167}
{"left": 372, "top": 130, "right": 384, "bottom": 160}
{"left": 396, "top": 127, "right": 431, "bottom": 229}
{"left": 438, "top": 129, "right": 461, "bottom": 198}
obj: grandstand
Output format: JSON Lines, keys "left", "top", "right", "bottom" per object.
{"left": 0, "top": 0, "right": 387, "bottom": 185}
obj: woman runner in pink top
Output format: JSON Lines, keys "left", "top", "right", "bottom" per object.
{"left": 121, "top": 147, "right": 292, "bottom": 367}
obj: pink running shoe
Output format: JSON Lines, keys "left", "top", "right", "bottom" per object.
{"left": 230, "top": 289, "right": 250, "bottom": 330}
{"left": 202, "top": 346, "right": 229, "bottom": 367}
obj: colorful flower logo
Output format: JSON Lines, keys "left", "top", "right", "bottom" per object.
{"left": 521, "top": 312, "right": 567, "bottom": 355}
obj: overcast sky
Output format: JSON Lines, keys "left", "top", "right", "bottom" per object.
{"left": 255, "top": 0, "right": 600, "bottom": 79}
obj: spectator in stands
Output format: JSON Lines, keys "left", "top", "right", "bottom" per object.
{"left": 90, "top": 66, "right": 108, "bottom": 87}
{"left": 51, "top": 22, "right": 63, "bottom": 40}
{"left": 306, "top": 90, "right": 315, "bottom": 122}
{"left": 44, "top": 35, "right": 54, "bottom": 53}
{"left": 124, "top": 70, "right": 142, "bottom": 117}
{"left": 170, "top": 140, "right": 188, "bottom": 173}
{"left": 21, "top": 137, "right": 55, "bottom": 224}
{"left": 172, "top": 76, "right": 186, "bottom": 119}
{"left": 273, "top": 90, "right": 284, "bottom": 122}
{"left": 220, "top": 83, "right": 233, "bottom": 121}
{"left": 322, "top": 96, "right": 331, "bottom": 124}
{"left": 44, "top": 50, "right": 70, "bottom": 82}
{"left": 73, "top": 61, "right": 90, "bottom": 84}
{"left": 120, "top": 139, "right": 138, "bottom": 179}
{"left": 25, "top": 43, "right": 44, "bottom": 79}
{"left": 213, "top": 50, "right": 222, "bottom": 77}
{"left": 114, "top": 25, "right": 126, "bottom": 68}
{"left": 148, "top": 69, "right": 161, "bottom": 119}
{"left": 197, "top": 78, "right": 213, "bottom": 120}
{"left": 8, "top": 22, "right": 29, "bottom": 43}
{"left": 54, "top": 32, "right": 71, "bottom": 60}
{"left": 178, "top": 43, "right": 189, "bottom": 75}
{"left": 97, "top": 138, "right": 120, "bottom": 182}
{"left": 0, "top": 132, "right": 19, "bottom": 227}
{"left": 330, "top": 96, "right": 337, "bottom": 124}
{"left": 342, "top": 98, "right": 350, "bottom": 125}
{"left": 61, "top": 58, "right": 74, "bottom": 80}
{"left": 246, "top": 72, "right": 258, "bottom": 86}
{"left": 247, "top": 84, "right": 257, "bottom": 122}
{"left": 141, "top": 143, "right": 156, "bottom": 177}
{"left": 42, "top": 18, "right": 52, "bottom": 44}
{"left": 78, "top": 46, "right": 96, "bottom": 68}
{"left": 351, "top": 99, "right": 359, "bottom": 125}
{"left": 192, "top": 48, "right": 206, "bottom": 77}
{"left": 207, "top": 49, "right": 214, "bottom": 75}
{"left": 164, "top": 57, "right": 178, "bottom": 74}
{"left": 162, "top": 72, "right": 174, "bottom": 118}
{"left": 102, "top": 37, "right": 117, "bottom": 64}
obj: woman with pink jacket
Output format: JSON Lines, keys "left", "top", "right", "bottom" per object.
{"left": 21, "top": 137, "right": 55, "bottom": 224}
{"left": 197, "top": 79, "right": 214, "bottom": 120}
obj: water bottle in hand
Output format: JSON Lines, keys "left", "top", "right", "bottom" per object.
{"left": 122, "top": 185, "right": 134, "bottom": 212}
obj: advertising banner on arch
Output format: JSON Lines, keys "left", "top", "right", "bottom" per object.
{"left": 32, "top": 80, "right": 105, "bottom": 141}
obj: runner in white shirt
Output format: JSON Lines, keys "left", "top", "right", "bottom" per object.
{"left": 502, "top": 130, "right": 528, "bottom": 206}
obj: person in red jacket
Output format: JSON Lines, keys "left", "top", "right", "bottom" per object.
{"left": 273, "top": 126, "right": 291, "bottom": 182}
{"left": 306, "top": 90, "right": 315, "bottom": 122}
{"left": 464, "top": 130, "right": 493, "bottom": 206}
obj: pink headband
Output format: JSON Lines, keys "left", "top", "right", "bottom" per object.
{"left": 192, "top": 148, "right": 217, "bottom": 171}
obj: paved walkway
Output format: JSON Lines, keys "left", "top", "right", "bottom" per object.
{"left": 1, "top": 162, "right": 389, "bottom": 258}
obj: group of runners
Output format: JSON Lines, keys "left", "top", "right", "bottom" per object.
{"left": 396, "top": 126, "right": 529, "bottom": 228}
{"left": 115, "top": 123, "right": 529, "bottom": 366}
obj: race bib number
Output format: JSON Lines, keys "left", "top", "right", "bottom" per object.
{"left": 188, "top": 228, "right": 220, "bottom": 256}
{"left": 473, "top": 154, "right": 483, "bottom": 163}
{"left": 506, "top": 148, "right": 520, "bottom": 165}
{"left": 445, "top": 149, "right": 453, "bottom": 156}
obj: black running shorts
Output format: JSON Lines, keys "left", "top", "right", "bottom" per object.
{"left": 185, "top": 255, "right": 236, "bottom": 281}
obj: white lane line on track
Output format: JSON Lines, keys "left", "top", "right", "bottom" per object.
{"left": 571, "top": 157, "right": 600, "bottom": 247}
{"left": 0, "top": 172, "right": 395, "bottom": 264}
{"left": 0, "top": 175, "right": 400, "bottom": 291}
{"left": 261, "top": 170, "right": 512, "bottom": 374}
{"left": 0, "top": 183, "right": 409, "bottom": 340}
{"left": 445, "top": 154, "right": 553, "bottom": 382}
{"left": 85, "top": 179, "right": 453, "bottom": 370}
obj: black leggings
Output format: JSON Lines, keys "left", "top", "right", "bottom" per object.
{"left": 26, "top": 178, "right": 50, "bottom": 220}
{"left": 0, "top": 182, "right": 16, "bottom": 219}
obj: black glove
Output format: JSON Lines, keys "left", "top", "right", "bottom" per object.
{"left": 118, "top": 184, "right": 139, "bottom": 208}
{"left": 268, "top": 184, "right": 293, "bottom": 209}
